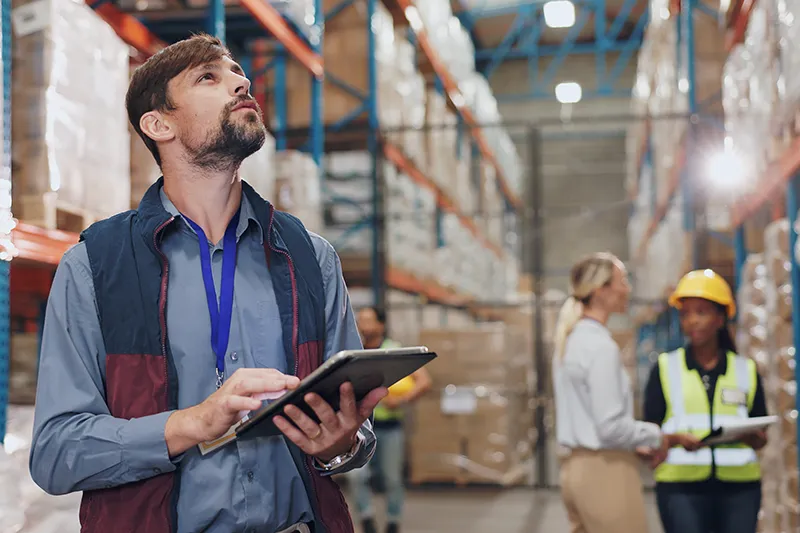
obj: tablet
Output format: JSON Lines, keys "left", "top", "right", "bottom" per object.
{"left": 235, "top": 346, "right": 436, "bottom": 439}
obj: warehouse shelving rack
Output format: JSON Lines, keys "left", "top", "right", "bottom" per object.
{"left": 0, "top": 0, "right": 525, "bottom": 439}
{"left": 0, "top": 0, "right": 10, "bottom": 443}
{"left": 724, "top": 0, "right": 800, "bottom": 473}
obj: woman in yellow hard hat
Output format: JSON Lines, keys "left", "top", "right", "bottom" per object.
{"left": 641, "top": 269, "right": 768, "bottom": 533}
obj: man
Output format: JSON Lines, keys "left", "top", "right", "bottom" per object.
{"left": 29, "top": 34, "right": 386, "bottom": 533}
{"left": 348, "top": 307, "right": 431, "bottom": 533}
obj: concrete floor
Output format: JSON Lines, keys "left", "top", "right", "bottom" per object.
{"left": 347, "top": 488, "right": 664, "bottom": 533}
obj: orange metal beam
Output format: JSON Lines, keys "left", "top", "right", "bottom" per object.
{"left": 382, "top": 141, "right": 504, "bottom": 258}
{"left": 390, "top": 0, "right": 522, "bottom": 210}
{"left": 93, "top": 3, "right": 167, "bottom": 57}
{"left": 239, "top": 0, "right": 324, "bottom": 79}
{"left": 12, "top": 223, "right": 79, "bottom": 266}
{"left": 725, "top": 0, "right": 755, "bottom": 51}
{"left": 386, "top": 268, "right": 473, "bottom": 307}
{"left": 731, "top": 137, "right": 800, "bottom": 226}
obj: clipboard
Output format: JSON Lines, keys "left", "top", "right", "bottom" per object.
{"left": 234, "top": 346, "right": 436, "bottom": 440}
{"left": 701, "top": 415, "right": 778, "bottom": 446}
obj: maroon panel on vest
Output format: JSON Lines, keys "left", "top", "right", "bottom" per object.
{"left": 80, "top": 474, "right": 175, "bottom": 533}
{"left": 105, "top": 353, "right": 169, "bottom": 418}
{"left": 298, "top": 340, "right": 356, "bottom": 533}
{"left": 80, "top": 353, "right": 174, "bottom": 533}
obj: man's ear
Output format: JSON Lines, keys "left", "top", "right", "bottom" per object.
{"left": 140, "top": 110, "right": 175, "bottom": 143}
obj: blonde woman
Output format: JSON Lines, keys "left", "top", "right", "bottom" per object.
{"left": 552, "top": 253, "right": 695, "bottom": 533}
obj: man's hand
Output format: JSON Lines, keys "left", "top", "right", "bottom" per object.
{"left": 740, "top": 430, "right": 768, "bottom": 450}
{"left": 273, "top": 382, "right": 388, "bottom": 463}
{"left": 165, "top": 368, "right": 300, "bottom": 456}
{"left": 636, "top": 432, "right": 670, "bottom": 469}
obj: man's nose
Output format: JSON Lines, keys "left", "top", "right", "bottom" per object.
{"left": 231, "top": 73, "right": 251, "bottom": 96}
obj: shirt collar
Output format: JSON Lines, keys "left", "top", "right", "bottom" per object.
{"left": 159, "top": 184, "right": 264, "bottom": 244}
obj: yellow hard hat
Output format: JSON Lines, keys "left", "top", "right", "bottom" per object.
{"left": 668, "top": 269, "right": 736, "bottom": 318}
{"left": 387, "top": 375, "right": 415, "bottom": 398}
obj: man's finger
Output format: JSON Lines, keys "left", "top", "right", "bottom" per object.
{"left": 274, "top": 416, "right": 310, "bottom": 450}
{"left": 230, "top": 375, "right": 296, "bottom": 397}
{"left": 357, "top": 387, "right": 389, "bottom": 420}
{"left": 305, "top": 393, "right": 340, "bottom": 432}
{"left": 338, "top": 382, "right": 357, "bottom": 421}
{"left": 224, "top": 395, "right": 262, "bottom": 414}
{"left": 284, "top": 405, "right": 324, "bottom": 439}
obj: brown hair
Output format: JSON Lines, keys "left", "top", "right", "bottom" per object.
{"left": 126, "top": 33, "right": 232, "bottom": 167}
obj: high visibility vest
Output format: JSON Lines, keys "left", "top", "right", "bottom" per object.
{"left": 654, "top": 348, "right": 761, "bottom": 483}
{"left": 372, "top": 338, "right": 405, "bottom": 423}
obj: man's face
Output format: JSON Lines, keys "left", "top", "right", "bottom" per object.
{"left": 166, "top": 55, "right": 266, "bottom": 170}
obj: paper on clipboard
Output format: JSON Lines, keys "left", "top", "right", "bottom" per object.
{"left": 701, "top": 415, "right": 778, "bottom": 446}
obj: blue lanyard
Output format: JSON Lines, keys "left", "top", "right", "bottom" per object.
{"left": 184, "top": 210, "right": 240, "bottom": 389}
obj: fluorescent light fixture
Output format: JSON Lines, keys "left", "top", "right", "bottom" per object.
{"left": 705, "top": 146, "right": 750, "bottom": 192}
{"left": 544, "top": 1, "right": 576, "bottom": 29}
{"left": 555, "top": 82, "right": 582, "bottom": 104}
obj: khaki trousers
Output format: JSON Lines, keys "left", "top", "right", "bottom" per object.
{"left": 559, "top": 449, "right": 649, "bottom": 533}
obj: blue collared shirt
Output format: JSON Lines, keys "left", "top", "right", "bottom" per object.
{"left": 29, "top": 188, "right": 375, "bottom": 532}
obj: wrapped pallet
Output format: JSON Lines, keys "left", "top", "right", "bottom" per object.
{"left": 753, "top": 220, "right": 800, "bottom": 533}
{"left": 274, "top": 150, "right": 322, "bottom": 234}
{"left": 11, "top": 0, "right": 130, "bottom": 228}
{"left": 411, "top": 324, "right": 536, "bottom": 486}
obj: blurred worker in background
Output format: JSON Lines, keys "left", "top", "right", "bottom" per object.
{"left": 553, "top": 252, "right": 699, "bottom": 533}
{"left": 349, "top": 306, "right": 432, "bottom": 533}
{"left": 29, "top": 34, "right": 386, "bottom": 533}
{"left": 642, "top": 269, "right": 768, "bottom": 533}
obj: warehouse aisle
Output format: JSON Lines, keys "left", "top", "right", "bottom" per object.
{"left": 347, "top": 488, "right": 664, "bottom": 533}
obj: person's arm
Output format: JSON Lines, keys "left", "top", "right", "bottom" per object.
{"left": 314, "top": 234, "right": 376, "bottom": 474}
{"left": 643, "top": 361, "right": 667, "bottom": 425}
{"left": 586, "top": 337, "right": 662, "bottom": 450}
{"left": 29, "top": 244, "right": 179, "bottom": 495}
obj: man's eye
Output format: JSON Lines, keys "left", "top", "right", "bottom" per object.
{"left": 198, "top": 73, "right": 214, "bottom": 82}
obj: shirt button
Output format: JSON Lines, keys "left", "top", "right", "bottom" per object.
{"left": 231, "top": 352, "right": 238, "bottom": 361}
{"left": 247, "top": 471, "right": 254, "bottom": 482}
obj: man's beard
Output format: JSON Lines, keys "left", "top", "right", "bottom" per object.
{"left": 187, "top": 101, "right": 267, "bottom": 171}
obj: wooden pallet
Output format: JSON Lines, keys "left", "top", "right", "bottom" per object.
{"left": 16, "top": 192, "right": 97, "bottom": 234}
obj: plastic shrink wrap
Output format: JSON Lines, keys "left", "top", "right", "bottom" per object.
{"left": 11, "top": 0, "right": 130, "bottom": 224}
{"left": 746, "top": 220, "right": 800, "bottom": 533}
{"left": 3, "top": 406, "right": 81, "bottom": 533}
{"left": 274, "top": 150, "right": 322, "bottom": 234}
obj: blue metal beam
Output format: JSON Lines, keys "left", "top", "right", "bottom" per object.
{"left": 606, "top": 0, "right": 639, "bottom": 41}
{"left": 595, "top": 0, "right": 606, "bottom": 88}
{"left": 207, "top": 0, "right": 225, "bottom": 42}
{"left": 482, "top": 5, "right": 538, "bottom": 78}
{"left": 602, "top": 7, "right": 647, "bottom": 91}
{"left": 536, "top": 7, "right": 591, "bottom": 92}
{"left": 496, "top": 88, "right": 631, "bottom": 102}
{"left": 475, "top": 37, "right": 643, "bottom": 59}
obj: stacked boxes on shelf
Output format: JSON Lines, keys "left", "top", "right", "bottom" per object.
{"left": 739, "top": 221, "right": 799, "bottom": 533}
{"left": 412, "top": 322, "right": 536, "bottom": 485}
{"left": 274, "top": 150, "right": 323, "bottom": 234}
{"left": 11, "top": 0, "right": 130, "bottom": 228}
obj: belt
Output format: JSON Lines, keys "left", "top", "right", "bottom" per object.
{"left": 276, "top": 523, "right": 310, "bottom": 533}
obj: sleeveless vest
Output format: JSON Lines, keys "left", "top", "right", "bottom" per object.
{"left": 78, "top": 178, "right": 354, "bottom": 533}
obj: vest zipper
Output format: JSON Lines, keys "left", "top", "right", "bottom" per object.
{"left": 265, "top": 207, "right": 322, "bottom": 513}
{"left": 154, "top": 217, "right": 176, "bottom": 401}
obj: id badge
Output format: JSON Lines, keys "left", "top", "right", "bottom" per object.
{"left": 720, "top": 388, "right": 747, "bottom": 406}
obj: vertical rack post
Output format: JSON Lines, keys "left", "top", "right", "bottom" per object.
{"left": 785, "top": 173, "right": 800, "bottom": 492}
{"left": 734, "top": 225, "right": 747, "bottom": 290}
{"left": 310, "top": 0, "right": 324, "bottom": 170}
{"left": 274, "top": 43, "right": 288, "bottom": 151}
{"left": 207, "top": 0, "right": 225, "bottom": 42}
{"left": 682, "top": 0, "right": 698, "bottom": 269}
{"left": 0, "top": 0, "right": 10, "bottom": 444}
{"left": 367, "top": 0, "right": 383, "bottom": 308}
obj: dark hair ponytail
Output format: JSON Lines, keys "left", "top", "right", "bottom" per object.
{"left": 718, "top": 325, "right": 737, "bottom": 354}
